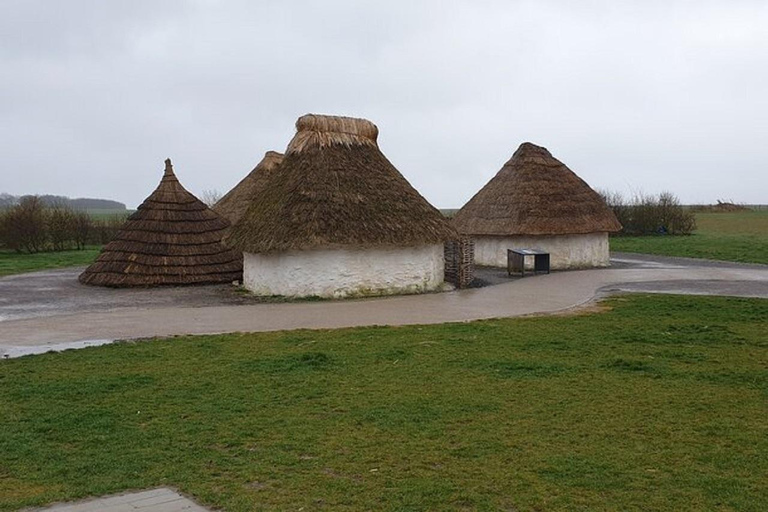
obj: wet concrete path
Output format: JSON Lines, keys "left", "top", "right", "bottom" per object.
{"left": 26, "top": 487, "right": 209, "bottom": 512}
{"left": 0, "top": 268, "right": 250, "bottom": 323}
{"left": 1, "top": 253, "right": 766, "bottom": 358}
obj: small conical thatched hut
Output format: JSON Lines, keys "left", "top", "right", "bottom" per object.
{"left": 213, "top": 150, "right": 284, "bottom": 227}
{"left": 227, "top": 114, "right": 456, "bottom": 298}
{"left": 79, "top": 159, "right": 243, "bottom": 287}
{"left": 453, "top": 142, "right": 621, "bottom": 269}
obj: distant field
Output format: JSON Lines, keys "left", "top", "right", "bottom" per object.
{"left": 611, "top": 211, "right": 768, "bottom": 264}
{"left": 83, "top": 208, "right": 129, "bottom": 215}
{"left": 87, "top": 209, "right": 133, "bottom": 221}
{"left": 1, "top": 294, "right": 766, "bottom": 511}
{"left": 0, "top": 247, "right": 102, "bottom": 278}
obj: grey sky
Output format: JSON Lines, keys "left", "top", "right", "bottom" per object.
{"left": 2, "top": 0, "right": 766, "bottom": 208}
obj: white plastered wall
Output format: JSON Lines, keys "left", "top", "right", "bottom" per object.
{"left": 473, "top": 233, "right": 610, "bottom": 269}
{"left": 243, "top": 244, "right": 445, "bottom": 298}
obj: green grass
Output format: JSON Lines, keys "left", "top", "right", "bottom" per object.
{"left": 88, "top": 210, "right": 133, "bottom": 221}
{"left": 1, "top": 294, "right": 766, "bottom": 511}
{"left": 611, "top": 211, "right": 768, "bottom": 264}
{"left": 0, "top": 247, "right": 101, "bottom": 278}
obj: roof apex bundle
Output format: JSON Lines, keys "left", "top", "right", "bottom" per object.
{"left": 453, "top": 142, "right": 621, "bottom": 236}
{"left": 79, "top": 158, "right": 242, "bottom": 287}
{"left": 286, "top": 114, "right": 379, "bottom": 154}
{"left": 227, "top": 113, "right": 456, "bottom": 254}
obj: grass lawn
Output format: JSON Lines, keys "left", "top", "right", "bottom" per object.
{"left": 1, "top": 294, "right": 766, "bottom": 511}
{"left": 0, "top": 247, "right": 101, "bottom": 278}
{"left": 611, "top": 211, "right": 768, "bottom": 264}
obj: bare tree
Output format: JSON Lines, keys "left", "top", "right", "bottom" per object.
{"left": 72, "top": 210, "right": 93, "bottom": 250}
{"left": 1, "top": 196, "right": 48, "bottom": 253}
{"left": 47, "top": 202, "right": 76, "bottom": 251}
{"left": 0, "top": 208, "right": 8, "bottom": 250}
{"left": 201, "top": 189, "right": 223, "bottom": 208}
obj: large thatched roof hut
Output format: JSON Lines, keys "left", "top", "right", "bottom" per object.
{"left": 227, "top": 114, "right": 456, "bottom": 298}
{"left": 453, "top": 142, "right": 621, "bottom": 269}
{"left": 213, "top": 151, "right": 284, "bottom": 227}
{"left": 79, "top": 159, "right": 242, "bottom": 287}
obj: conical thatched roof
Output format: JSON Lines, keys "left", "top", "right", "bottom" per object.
{"left": 227, "top": 114, "right": 456, "bottom": 253}
{"left": 213, "top": 151, "right": 284, "bottom": 227}
{"left": 79, "top": 159, "right": 243, "bottom": 287}
{"left": 453, "top": 143, "right": 621, "bottom": 236}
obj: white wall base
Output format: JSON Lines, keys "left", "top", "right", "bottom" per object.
{"left": 243, "top": 245, "right": 445, "bottom": 298}
{"left": 473, "top": 233, "right": 610, "bottom": 269}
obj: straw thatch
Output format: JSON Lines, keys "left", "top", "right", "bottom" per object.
{"left": 227, "top": 114, "right": 456, "bottom": 253}
{"left": 453, "top": 142, "right": 621, "bottom": 236}
{"left": 79, "top": 159, "right": 242, "bottom": 287}
{"left": 213, "top": 151, "right": 284, "bottom": 226}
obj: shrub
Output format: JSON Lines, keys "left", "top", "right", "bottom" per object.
{"left": 0, "top": 197, "right": 101, "bottom": 253}
{"left": 72, "top": 211, "right": 93, "bottom": 250}
{"left": 0, "top": 196, "right": 49, "bottom": 253}
{"left": 91, "top": 214, "right": 128, "bottom": 245}
{"left": 0, "top": 208, "right": 7, "bottom": 250}
{"left": 599, "top": 190, "right": 696, "bottom": 236}
{"left": 47, "top": 203, "right": 76, "bottom": 251}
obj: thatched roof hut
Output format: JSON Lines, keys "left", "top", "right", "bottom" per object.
{"left": 454, "top": 142, "right": 621, "bottom": 236}
{"left": 213, "top": 151, "right": 284, "bottom": 227}
{"left": 453, "top": 142, "right": 620, "bottom": 269}
{"left": 227, "top": 114, "right": 456, "bottom": 298}
{"left": 227, "top": 114, "right": 455, "bottom": 253}
{"left": 79, "top": 159, "right": 242, "bottom": 287}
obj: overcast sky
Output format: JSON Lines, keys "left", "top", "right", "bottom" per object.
{"left": 2, "top": 0, "right": 766, "bottom": 208}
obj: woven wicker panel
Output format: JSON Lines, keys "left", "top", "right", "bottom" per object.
{"left": 444, "top": 237, "right": 474, "bottom": 288}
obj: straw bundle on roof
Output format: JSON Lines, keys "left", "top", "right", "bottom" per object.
{"left": 227, "top": 114, "right": 456, "bottom": 253}
{"left": 453, "top": 143, "right": 621, "bottom": 236}
{"left": 79, "top": 159, "right": 242, "bottom": 287}
{"left": 285, "top": 114, "right": 380, "bottom": 154}
{"left": 213, "top": 151, "right": 284, "bottom": 227}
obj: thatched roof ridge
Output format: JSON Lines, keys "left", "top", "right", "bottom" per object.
{"left": 79, "top": 159, "right": 242, "bottom": 287}
{"left": 453, "top": 142, "right": 621, "bottom": 236}
{"left": 227, "top": 114, "right": 456, "bottom": 253}
{"left": 213, "top": 151, "right": 284, "bottom": 226}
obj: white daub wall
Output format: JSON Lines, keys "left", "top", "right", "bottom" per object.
{"left": 473, "top": 233, "right": 610, "bottom": 269}
{"left": 243, "top": 245, "right": 445, "bottom": 298}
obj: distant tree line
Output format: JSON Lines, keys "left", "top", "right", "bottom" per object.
{"left": 598, "top": 190, "right": 696, "bottom": 236}
{"left": 0, "top": 193, "right": 126, "bottom": 211}
{"left": 0, "top": 196, "right": 128, "bottom": 253}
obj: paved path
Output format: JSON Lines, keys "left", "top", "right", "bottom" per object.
{"left": 28, "top": 488, "right": 209, "bottom": 512}
{"left": 0, "top": 268, "right": 249, "bottom": 323}
{"left": 1, "top": 253, "right": 766, "bottom": 358}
